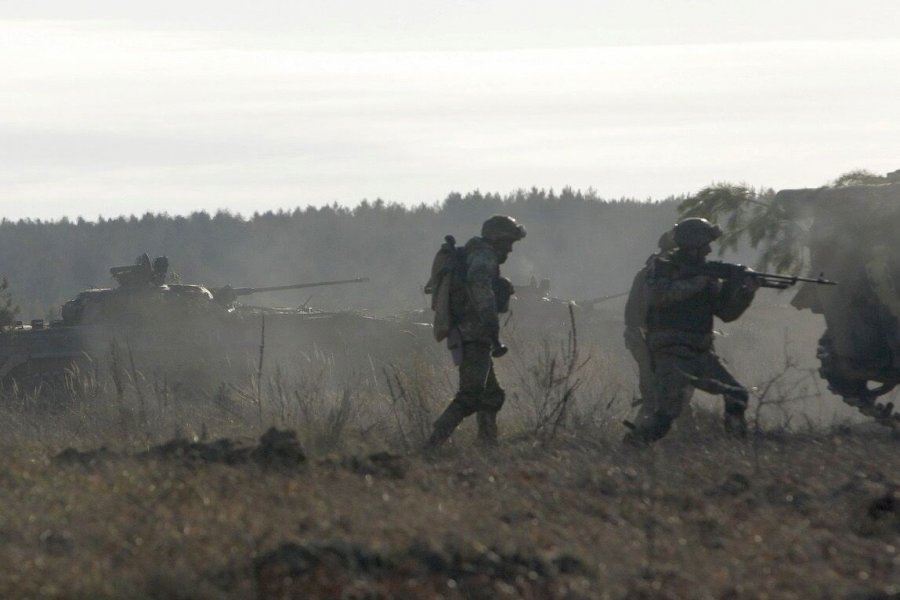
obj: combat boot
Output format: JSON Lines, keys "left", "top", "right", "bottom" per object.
{"left": 425, "top": 402, "right": 469, "bottom": 449}
{"left": 622, "top": 413, "right": 672, "bottom": 447}
{"left": 723, "top": 411, "right": 748, "bottom": 438}
{"left": 476, "top": 410, "right": 499, "bottom": 447}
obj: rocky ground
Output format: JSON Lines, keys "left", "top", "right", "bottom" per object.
{"left": 0, "top": 421, "right": 896, "bottom": 600}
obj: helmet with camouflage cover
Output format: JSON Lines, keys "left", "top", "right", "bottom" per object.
{"left": 673, "top": 218, "right": 722, "bottom": 250}
{"left": 481, "top": 215, "right": 527, "bottom": 242}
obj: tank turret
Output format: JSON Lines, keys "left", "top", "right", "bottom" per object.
{"left": 60, "top": 254, "right": 214, "bottom": 326}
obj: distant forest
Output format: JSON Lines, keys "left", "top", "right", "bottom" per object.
{"left": 0, "top": 189, "right": 682, "bottom": 320}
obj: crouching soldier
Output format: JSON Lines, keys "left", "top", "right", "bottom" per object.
{"left": 625, "top": 218, "right": 759, "bottom": 445}
{"left": 426, "top": 215, "right": 526, "bottom": 449}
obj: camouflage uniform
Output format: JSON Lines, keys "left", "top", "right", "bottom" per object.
{"left": 428, "top": 216, "right": 525, "bottom": 448}
{"left": 623, "top": 232, "right": 676, "bottom": 404}
{"left": 623, "top": 259, "right": 657, "bottom": 404}
{"left": 627, "top": 222, "right": 757, "bottom": 444}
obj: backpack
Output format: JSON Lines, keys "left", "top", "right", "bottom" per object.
{"left": 424, "top": 235, "right": 468, "bottom": 342}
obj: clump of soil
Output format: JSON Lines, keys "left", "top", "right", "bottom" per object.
{"left": 53, "top": 446, "right": 119, "bottom": 467}
{"left": 254, "top": 540, "right": 590, "bottom": 600}
{"left": 54, "top": 427, "right": 306, "bottom": 469}
{"left": 142, "top": 427, "right": 305, "bottom": 469}
{"left": 320, "top": 451, "right": 408, "bottom": 479}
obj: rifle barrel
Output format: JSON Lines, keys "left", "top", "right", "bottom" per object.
{"left": 754, "top": 272, "right": 837, "bottom": 285}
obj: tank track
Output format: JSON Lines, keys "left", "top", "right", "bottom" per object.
{"left": 843, "top": 397, "right": 900, "bottom": 430}
{"left": 817, "top": 336, "right": 900, "bottom": 430}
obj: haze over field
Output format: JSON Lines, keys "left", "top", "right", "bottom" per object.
{"left": 1, "top": 7, "right": 900, "bottom": 599}
{"left": 1, "top": 0, "right": 899, "bottom": 221}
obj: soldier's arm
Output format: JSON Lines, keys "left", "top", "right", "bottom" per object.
{"left": 467, "top": 250, "right": 500, "bottom": 334}
{"left": 714, "top": 274, "right": 759, "bottom": 322}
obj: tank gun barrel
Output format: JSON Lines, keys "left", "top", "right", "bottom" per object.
{"left": 229, "top": 277, "right": 370, "bottom": 297}
{"left": 213, "top": 277, "right": 369, "bottom": 305}
{"left": 575, "top": 291, "right": 629, "bottom": 307}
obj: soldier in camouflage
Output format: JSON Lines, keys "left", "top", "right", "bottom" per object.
{"left": 624, "top": 229, "right": 676, "bottom": 406}
{"left": 426, "top": 215, "right": 526, "bottom": 449}
{"left": 625, "top": 218, "right": 759, "bottom": 445}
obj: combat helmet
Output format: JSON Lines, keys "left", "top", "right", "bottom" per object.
{"left": 481, "top": 215, "right": 527, "bottom": 242}
{"left": 673, "top": 218, "right": 722, "bottom": 250}
{"left": 657, "top": 229, "right": 677, "bottom": 252}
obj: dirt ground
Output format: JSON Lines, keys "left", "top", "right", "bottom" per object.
{"left": 0, "top": 303, "right": 896, "bottom": 600}
{"left": 0, "top": 421, "right": 896, "bottom": 600}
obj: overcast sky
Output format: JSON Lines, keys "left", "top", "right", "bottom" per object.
{"left": 1, "top": 1, "right": 899, "bottom": 220}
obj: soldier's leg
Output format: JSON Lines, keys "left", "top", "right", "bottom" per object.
{"left": 476, "top": 361, "right": 505, "bottom": 445}
{"left": 637, "top": 362, "right": 656, "bottom": 406}
{"left": 627, "top": 351, "right": 694, "bottom": 444}
{"left": 629, "top": 374, "right": 663, "bottom": 435}
{"left": 630, "top": 395, "right": 657, "bottom": 434}
{"left": 475, "top": 411, "right": 498, "bottom": 445}
{"left": 695, "top": 352, "right": 749, "bottom": 436}
{"left": 427, "top": 342, "right": 491, "bottom": 448}
{"left": 625, "top": 327, "right": 655, "bottom": 403}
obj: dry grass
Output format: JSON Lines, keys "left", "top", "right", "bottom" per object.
{"left": 0, "top": 321, "right": 897, "bottom": 600}
{"left": 0, "top": 423, "right": 896, "bottom": 599}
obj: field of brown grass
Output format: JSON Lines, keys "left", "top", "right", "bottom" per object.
{"left": 1, "top": 422, "right": 896, "bottom": 599}
{"left": 0, "top": 315, "right": 897, "bottom": 600}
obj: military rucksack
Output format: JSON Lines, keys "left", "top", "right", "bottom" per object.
{"left": 424, "top": 235, "right": 468, "bottom": 342}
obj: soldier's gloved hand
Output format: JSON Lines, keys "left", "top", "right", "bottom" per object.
{"left": 741, "top": 276, "right": 761, "bottom": 294}
{"left": 703, "top": 276, "right": 723, "bottom": 296}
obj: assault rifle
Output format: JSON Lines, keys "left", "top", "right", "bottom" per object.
{"left": 679, "top": 261, "right": 837, "bottom": 289}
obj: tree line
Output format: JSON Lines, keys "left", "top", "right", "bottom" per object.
{"left": 0, "top": 188, "right": 682, "bottom": 320}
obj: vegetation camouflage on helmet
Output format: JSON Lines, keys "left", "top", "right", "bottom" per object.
{"left": 481, "top": 215, "right": 527, "bottom": 242}
{"left": 673, "top": 218, "right": 722, "bottom": 250}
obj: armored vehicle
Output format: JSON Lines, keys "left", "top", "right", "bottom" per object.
{"left": 503, "top": 276, "right": 627, "bottom": 343}
{"left": 775, "top": 179, "right": 900, "bottom": 428}
{"left": 0, "top": 254, "right": 430, "bottom": 390}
